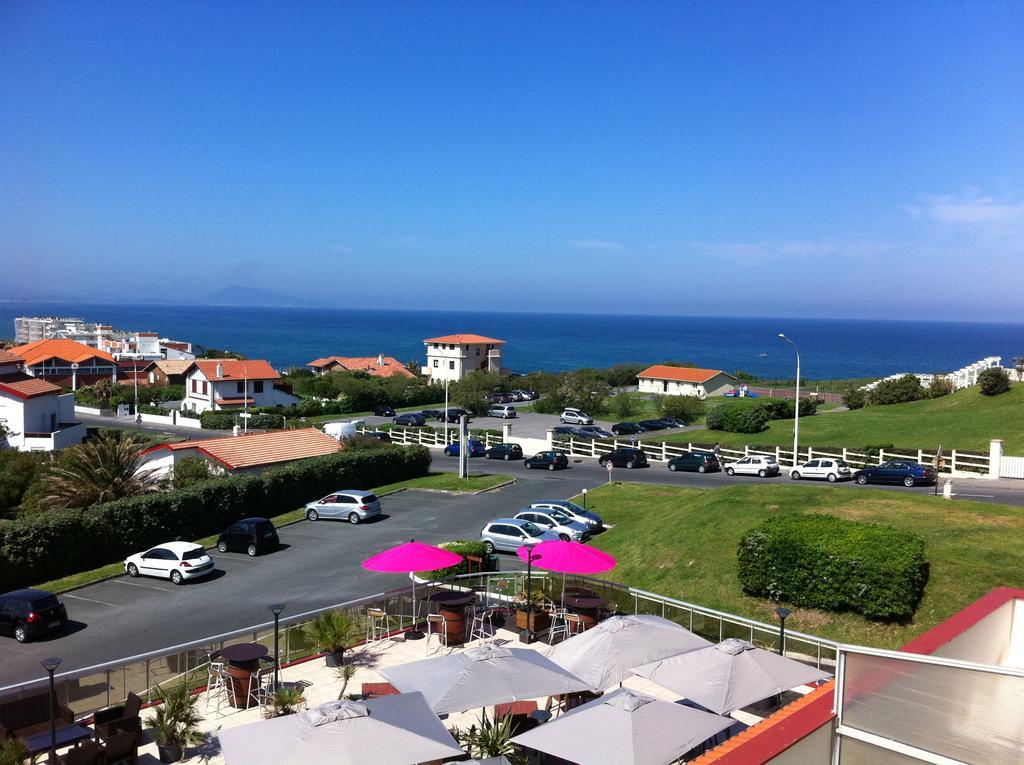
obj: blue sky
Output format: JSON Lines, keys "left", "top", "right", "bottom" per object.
{"left": 2, "top": 1, "right": 1023, "bottom": 320}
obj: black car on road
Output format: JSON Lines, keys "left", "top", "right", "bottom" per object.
{"left": 638, "top": 419, "right": 669, "bottom": 431}
{"left": 667, "top": 452, "right": 720, "bottom": 473}
{"left": 524, "top": 451, "right": 569, "bottom": 470}
{"left": 216, "top": 517, "right": 280, "bottom": 556}
{"left": 611, "top": 422, "right": 647, "bottom": 435}
{"left": 393, "top": 412, "right": 426, "bottom": 427}
{"left": 853, "top": 461, "right": 936, "bottom": 487}
{"left": 372, "top": 404, "right": 396, "bottom": 417}
{"left": 599, "top": 447, "right": 649, "bottom": 469}
{"left": 438, "top": 408, "right": 470, "bottom": 423}
{"left": 420, "top": 409, "right": 444, "bottom": 419}
{"left": 486, "top": 443, "right": 524, "bottom": 461}
{"left": 0, "top": 589, "right": 68, "bottom": 643}
{"left": 552, "top": 426, "right": 581, "bottom": 437}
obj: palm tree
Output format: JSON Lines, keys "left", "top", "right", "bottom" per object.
{"left": 38, "top": 431, "right": 166, "bottom": 510}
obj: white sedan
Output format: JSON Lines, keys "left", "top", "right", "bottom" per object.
{"left": 723, "top": 455, "right": 781, "bottom": 477}
{"left": 790, "top": 458, "right": 852, "bottom": 482}
{"left": 125, "top": 541, "right": 215, "bottom": 585}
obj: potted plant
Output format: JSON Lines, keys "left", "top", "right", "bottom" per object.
{"left": 0, "top": 738, "right": 29, "bottom": 765}
{"left": 514, "top": 588, "right": 551, "bottom": 632}
{"left": 145, "top": 683, "right": 204, "bottom": 764}
{"left": 266, "top": 686, "right": 304, "bottom": 718}
{"left": 304, "top": 610, "right": 361, "bottom": 667}
{"left": 335, "top": 662, "right": 359, "bottom": 700}
{"left": 454, "top": 710, "right": 523, "bottom": 763}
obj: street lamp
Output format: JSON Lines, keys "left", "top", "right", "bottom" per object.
{"left": 443, "top": 378, "right": 451, "bottom": 443}
{"left": 777, "top": 333, "right": 801, "bottom": 467}
{"left": 775, "top": 607, "right": 792, "bottom": 655}
{"left": 581, "top": 488, "right": 588, "bottom": 511}
{"left": 269, "top": 604, "right": 285, "bottom": 689}
{"left": 41, "top": 656, "right": 61, "bottom": 762}
{"left": 521, "top": 548, "right": 542, "bottom": 645}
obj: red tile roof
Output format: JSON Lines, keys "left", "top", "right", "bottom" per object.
{"left": 193, "top": 359, "right": 279, "bottom": 381}
{"left": 11, "top": 339, "right": 116, "bottom": 366}
{"left": 153, "top": 360, "right": 194, "bottom": 376}
{"left": 0, "top": 349, "right": 22, "bottom": 365}
{"left": 0, "top": 372, "right": 63, "bottom": 399}
{"left": 214, "top": 397, "right": 255, "bottom": 406}
{"left": 308, "top": 356, "right": 414, "bottom": 378}
{"left": 637, "top": 365, "right": 731, "bottom": 384}
{"left": 142, "top": 428, "right": 342, "bottom": 470}
{"left": 423, "top": 333, "right": 505, "bottom": 345}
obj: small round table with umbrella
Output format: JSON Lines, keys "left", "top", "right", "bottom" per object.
{"left": 362, "top": 540, "right": 463, "bottom": 640}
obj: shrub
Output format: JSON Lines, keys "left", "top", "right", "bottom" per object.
{"left": 842, "top": 386, "right": 866, "bottom": 410}
{"left": 658, "top": 395, "right": 705, "bottom": 424}
{"left": 978, "top": 368, "right": 1010, "bottom": 396}
{"left": 0, "top": 451, "right": 46, "bottom": 518}
{"left": 867, "top": 374, "right": 925, "bottom": 406}
{"left": 927, "top": 376, "right": 954, "bottom": 398}
{"left": 705, "top": 402, "right": 769, "bottom": 434}
{"left": 0, "top": 446, "right": 430, "bottom": 591}
{"left": 420, "top": 540, "right": 497, "bottom": 580}
{"left": 737, "top": 514, "right": 928, "bottom": 620}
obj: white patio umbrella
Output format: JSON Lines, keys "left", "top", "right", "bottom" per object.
{"left": 218, "top": 692, "right": 464, "bottom": 765}
{"left": 511, "top": 687, "right": 734, "bottom": 765}
{"left": 633, "top": 637, "right": 831, "bottom": 714}
{"left": 546, "top": 614, "right": 712, "bottom": 691}
{"left": 381, "top": 642, "right": 591, "bottom": 714}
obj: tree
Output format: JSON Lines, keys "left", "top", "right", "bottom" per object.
{"left": 867, "top": 375, "right": 924, "bottom": 406}
{"left": 36, "top": 432, "right": 167, "bottom": 511}
{"left": 927, "top": 376, "right": 954, "bottom": 398}
{"left": 451, "top": 371, "right": 500, "bottom": 415}
{"left": 0, "top": 450, "right": 45, "bottom": 518}
{"left": 842, "top": 386, "right": 867, "bottom": 410}
{"left": 658, "top": 395, "right": 705, "bottom": 424}
{"left": 172, "top": 456, "right": 215, "bottom": 489}
{"left": 555, "top": 371, "right": 610, "bottom": 414}
{"left": 978, "top": 367, "right": 1011, "bottom": 396}
{"left": 609, "top": 392, "right": 642, "bottom": 419}
{"left": 201, "top": 348, "right": 245, "bottom": 359}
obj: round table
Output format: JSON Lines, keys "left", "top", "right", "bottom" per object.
{"left": 426, "top": 591, "right": 475, "bottom": 644}
{"left": 220, "top": 643, "right": 270, "bottom": 708}
{"left": 564, "top": 595, "right": 605, "bottom": 630}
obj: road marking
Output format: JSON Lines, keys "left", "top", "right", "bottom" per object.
{"left": 63, "top": 593, "right": 120, "bottom": 608}
{"left": 954, "top": 493, "right": 995, "bottom": 498}
{"left": 112, "top": 579, "right": 171, "bottom": 592}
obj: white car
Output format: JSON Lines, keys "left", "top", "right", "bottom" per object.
{"left": 514, "top": 509, "right": 590, "bottom": 541}
{"left": 488, "top": 404, "right": 517, "bottom": 419}
{"left": 790, "top": 458, "right": 852, "bottom": 482}
{"left": 125, "top": 542, "right": 215, "bottom": 585}
{"left": 561, "top": 410, "right": 594, "bottom": 425}
{"left": 723, "top": 455, "right": 781, "bottom": 478}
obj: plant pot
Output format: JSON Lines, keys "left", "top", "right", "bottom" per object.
{"left": 157, "top": 742, "right": 183, "bottom": 763}
{"left": 515, "top": 609, "right": 550, "bottom": 632}
{"left": 325, "top": 651, "right": 344, "bottom": 667}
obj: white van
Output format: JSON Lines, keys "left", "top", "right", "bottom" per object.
{"left": 323, "top": 421, "right": 358, "bottom": 441}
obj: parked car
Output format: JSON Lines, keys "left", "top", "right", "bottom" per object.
{"left": 853, "top": 461, "right": 936, "bottom": 487}
{"left": 509, "top": 389, "right": 529, "bottom": 401}
{"left": 723, "top": 455, "right": 781, "bottom": 478}
{"left": 561, "top": 410, "right": 594, "bottom": 425}
{"left": 487, "top": 392, "right": 513, "bottom": 404}
{"left": 611, "top": 422, "right": 647, "bottom": 435}
{"left": 216, "top": 517, "right": 280, "bottom": 556}
{"left": 514, "top": 509, "right": 589, "bottom": 541}
{"left": 481, "top": 518, "right": 560, "bottom": 553}
{"left": 529, "top": 499, "right": 603, "bottom": 530}
{"left": 577, "top": 425, "right": 614, "bottom": 439}
{"left": 667, "top": 451, "right": 720, "bottom": 473}
{"left": 365, "top": 431, "right": 392, "bottom": 442}
{"left": 125, "top": 541, "right": 215, "bottom": 585}
{"left": 552, "top": 426, "right": 582, "bottom": 437}
{"left": 444, "top": 439, "right": 487, "bottom": 457}
{"left": 393, "top": 412, "right": 426, "bottom": 427}
{"left": 305, "top": 490, "right": 382, "bottom": 523}
{"left": 420, "top": 409, "right": 444, "bottom": 419}
{"left": 724, "top": 389, "right": 759, "bottom": 398}
{"left": 372, "top": 404, "right": 396, "bottom": 417}
{"left": 638, "top": 419, "right": 669, "bottom": 431}
{"left": 438, "top": 408, "right": 470, "bottom": 423}
{"left": 598, "top": 447, "right": 649, "bottom": 469}
{"left": 664, "top": 418, "right": 689, "bottom": 428}
{"left": 485, "top": 443, "right": 524, "bottom": 460}
{"left": 488, "top": 404, "right": 517, "bottom": 419}
{"left": 790, "top": 458, "right": 852, "bottom": 482}
{"left": 0, "top": 589, "right": 68, "bottom": 643}
{"left": 524, "top": 451, "right": 570, "bottom": 470}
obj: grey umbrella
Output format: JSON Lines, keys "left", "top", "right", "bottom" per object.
{"left": 381, "top": 642, "right": 591, "bottom": 714}
{"left": 218, "top": 692, "right": 464, "bottom": 765}
{"left": 546, "top": 614, "right": 711, "bottom": 691}
{"left": 511, "top": 687, "right": 734, "bottom": 765}
{"left": 633, "top": 637, "right": 831, "bottom": 714}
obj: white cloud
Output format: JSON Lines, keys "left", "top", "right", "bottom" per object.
{"left": 568, "top": 239, "right": 626, "bottom": 252}
{"left": 907, "top": 191, "right": 1024, "bottom": 234}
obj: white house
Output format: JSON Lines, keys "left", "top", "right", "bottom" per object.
{"left": 181, "top": 359, "right": 300, "bottom": 414}
{"left": 0, "top": 349, "right": 85, "bottom": 451}
{"left": 636, "top": 365, "right": 738, "bottom": 398}
{"left": 421, "top": 334, "right": 505, "bottom": 383}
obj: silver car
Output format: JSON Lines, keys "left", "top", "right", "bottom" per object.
{"left": 481, "top": 518, "right": 560, "bottom": 553}
{"left": 529, "top": 499, "right": 603, "bottom": 530}
{"left": 790, "top": 458, "right": 852, "bottom": 482}
{"left": 723, "top": 455, "right": 781, "bottom": 478}
{"left": 514, "top": 509, "right": 589, "bottom": 541}
{"left": 561, "top": 410, "right": 594, "bottom": 425}
{"left": 488, "top": 404, "right": 517, "bottom": 419}
{"left": 305, "top": 490, "right": 381, "bottom": 524}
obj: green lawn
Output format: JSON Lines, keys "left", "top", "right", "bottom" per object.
{"left": 580, "top": 482, "right": 1024, "bottom": 648}
{"left": 663, "top": 384, "right": 1023, "bottom": 453}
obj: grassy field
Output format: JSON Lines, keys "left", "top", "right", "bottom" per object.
{"left": 580, "top": 482, "right": 1024, "bottom": 648}
{"left": 663, "top": 384, "right": 1023, "bottom": 453}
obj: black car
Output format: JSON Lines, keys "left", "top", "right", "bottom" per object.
{"left": 611, "top": 422, "right": 647, "bottom": 435}
{"left": 552, "top": 426, "right": 581, "bottom": 437}
{"left": 853, "top": 461, "right": 936, "bottom": 487}
{"left": 487, "top": 392, "right": 514, "bottom": 404}
{"left": 372, "top": 404, "right": 396, "bottom": 417}
{"left": 668, "top": 452, "right": 720, "bottom": 473}
{"left": 366, "top": 431, "right": 393, "bottom": 442}
{"left": 486, "top": 443, "right": 524, "bottom": 460}
{"left": 0, "top": 589, "right": 68, "bottom": 643}
{"left": 217, "top": 517, "right": 280, "bottom": 556}
{"left": 438, "top": 408, "right": 470, "bottom": 423}
{"left": 598, "top": 447, "right": 649, "bottom": 469}
{"left": 524, "top": 451, "right": 570, "bottom": 470}
{"left": 420, "top": 409, "right": 444, "bottom": 419}
{"left": 638, "top": 419, "right": 669, "bottom": 431}
{"left": 393, "top": 412, "right": 426, "bottom": 427}
{"left": 577, "top": 426, "right": 614, "bottom": 439}
{"left": 663, "top": 418, "right": 688, "bottom": 428}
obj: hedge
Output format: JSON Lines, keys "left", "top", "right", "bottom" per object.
{"left": 736, "top": 514, "right": 928, "bottom": 620}
{"left": 418, "top": 540, "right": 497, "bottom": 580}
{"left": 0, "top": 446, "right": 431, "bottom": 591}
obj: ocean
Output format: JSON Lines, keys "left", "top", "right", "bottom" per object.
{"left": 2, "top": 302, "right": 1022, "bottom": 381}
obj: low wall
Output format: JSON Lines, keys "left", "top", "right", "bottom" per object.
{"left": 74, "top": 405, "right": 110, "bottom": 416}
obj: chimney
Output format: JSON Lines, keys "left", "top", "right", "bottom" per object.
{"left": 377, "top": 353, "right": 384, "bottom": 367}
{"left": 216, "top": 363, "right": 224, "bottom": 379}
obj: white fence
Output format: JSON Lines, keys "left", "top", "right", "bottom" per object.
{"left": 355, "top": 426, "right": 548, "bottom": 456}
{"left": 1000, "top": 455, "right": 1024, "bottom": 480}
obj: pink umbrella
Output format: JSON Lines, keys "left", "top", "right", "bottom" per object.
{"left": 517, "top": 541, "right": 617, "bottom": 626}
{"left": 363, "top": 540, "right": 463, "bottom": 639}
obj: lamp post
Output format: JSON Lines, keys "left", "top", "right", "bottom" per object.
{"left": 581, "top": 488, "right": 588, "bottom": 511}
{"left": 243, "top": 362, "right": 249, "bottom": 434}
{"left": 777, "top": 333, "right": 800, "bottom": 468}
{"left": 41, "top": 656, "right": 61, "bottom": 763}
{"left": 521, "top": 548, "right": 541, "bottom": 645}
{"left": 269, "top": 604, "right": 285, "bottom": 689}
{"left": 443, "top": 378, "right": 451, "bottom": 443}
{"left": 775, "top": 607, "right": 792, "bottom": 655}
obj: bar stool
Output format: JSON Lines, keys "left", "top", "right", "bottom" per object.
{"left": 366, "top": 607, "right": 390, "bottom": 646}
{"left": 204, "top": 655, "right": 229, "bottom": 713}
{"left": 246, "top": 665, "right": 276, "bottom": 711}
{"left": 425, "top": 613, "right": 448, "bottom": 654}
{"left": 562, "top": 612, "right": 585, "bottom": 637}
{"left": 469, "top": 603, "right": 494, "bottom": 641}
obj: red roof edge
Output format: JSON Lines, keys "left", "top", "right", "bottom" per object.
{"left": 140, "top": 443, "right": 236, "bottom": 470}
{"left": 900, "top": 586, "right": 1024, "bottom": 656}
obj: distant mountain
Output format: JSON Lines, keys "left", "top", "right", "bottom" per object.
{"left": 201, "top": 285, "right": 302, "bottom": 307}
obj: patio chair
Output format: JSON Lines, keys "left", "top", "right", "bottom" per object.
{"left": 425, "top": 613, "right": 448, "bottom": 654}
{"left": 468, "top": 603, "right": 494, "bottom": 641}
{"left": 101, "top": 727, "right": 140, "bottom": 765}
{"left": 205, "top": 664, "right": 232, "bottom": 714}
{"left": 93, "top": 691, "right": 141, "bottom": 743}
{"left": 57, "top": 740, "right": 104, "bottom": 765}
{"left": 547, "top": 608, "right": 570, "bottom": 643}
{"left": 365, "top": 607, "right": 390, "bottom": 646}
{"left": 246, "top": 665, "right": 276, "bottom": 711}
{"left": 563, "top": 612, "right": 585, "bottom": 637}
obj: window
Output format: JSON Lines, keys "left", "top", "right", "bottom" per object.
{"left": 476, "top": 348, "right": 480, "bottom": 356}
{"left": 449, "top": 361, "right": 455, "bottom": 370}
{"left": 191, "top": 380, "right": 197, "bottom": 393}
{"left": 254, "top": 381, "right": 264, "bottom": 393}
{"left": 433, "top": 360, "right": 439, "bottom": 367}
{"left": 236, "top": 382, "right": 244, "bottom": 394}
{"left": 202, "top": 381, "right": 208, "bottom": 394}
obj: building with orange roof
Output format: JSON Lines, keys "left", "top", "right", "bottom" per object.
{"left": 422, "top": 333, "right": 506, "bottom": 383}
{"left": 308, "top": 354, "right": 415, "bottom": 379}
{"left": 637, "top": 364, "right": 737, "bottom": 398}
{"left": 0, "top": 349, "right": 85, "bottom": 451}
{"left": 182, "top": 359, "right": 300, "bottom": 414}
{"left": 9, "top": 338, "right": 118, "bottom": 390}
